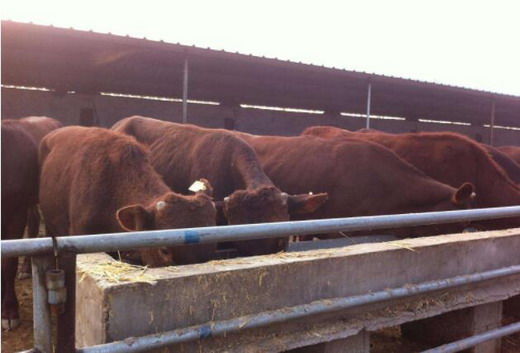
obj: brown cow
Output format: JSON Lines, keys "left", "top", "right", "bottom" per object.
{"left": 357, "top": 129, "right": 520, "bottom": 184}
{"left": 39, "top": 126, "right": 218, "bottom": 265}
{"left": 17, "top": 116, "right": 63, "bottom": 144}
{"left": 303, "top": 126, "right": 520, "bottom": 229}
{"left": 1, "top": 120, "right": 39, "bottom": 330}
{"left": 498, "top": 146, "right": 520, "bottom": 165}
{"left": 16, "top": 117, "right": 63, "bottom": 279}
{"left": 236, "top": 133, "right": 475, "bottom": 238}
{"left": 112, "top": 116, "right": 327, "bottom": 256}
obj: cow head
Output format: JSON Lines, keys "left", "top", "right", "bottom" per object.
{"left": 407, "top": 182, "right": 477, "bottom": 237}
{"left": 116, "top": 179, "right": 217, "bottom": 266}
{"left": 220, "top": 186, "right": 327, "bottom": 225}
{"left": 216, "top": 186, "right": 327, "bottom": 256}
{"left": 425, "top": 182, "right": 476, "bottom": 213}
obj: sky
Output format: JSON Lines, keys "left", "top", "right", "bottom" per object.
{"left": 2, "top": 0, "right": 520, "bottom": 96}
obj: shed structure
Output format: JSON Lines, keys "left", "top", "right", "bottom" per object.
{"left": 2, "top": 20, "right": 519, "bottom": 145}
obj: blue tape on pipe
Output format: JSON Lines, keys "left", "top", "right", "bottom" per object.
{"left": 199, "top": 325, "right": 212, "bottom": 339}
{"left": 184, "top": 231, "right": 200, "bottom": 244}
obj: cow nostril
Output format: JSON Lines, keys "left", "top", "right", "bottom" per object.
{"left": 160, "top": 248, "right": 170, "bottom": 256}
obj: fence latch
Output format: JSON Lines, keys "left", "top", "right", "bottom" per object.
{"left": 45, "top": 269, "right": 67, "bottom": 314}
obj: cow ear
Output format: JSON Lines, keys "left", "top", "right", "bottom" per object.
{"left": 117, "top": 205, "right": 150, "bottom": 231}
{"left": 452, "top": 182, "right": 475, "bottom": 206}
{"left": 198, "top": 178, "right": 213, "bottom": 198}
{"left": 287, "top": 193, "right": 328, "bottom": 215}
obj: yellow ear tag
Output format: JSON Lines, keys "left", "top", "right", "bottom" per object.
{"left": 189, "top": 180, "right": 207, "bottom": 193}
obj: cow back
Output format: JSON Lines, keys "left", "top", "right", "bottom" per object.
{"left": 498, "top": 146, "right": 520, "bottom": 164}
{"left": 18, "top": 116, "right": 63, "bottom": 144}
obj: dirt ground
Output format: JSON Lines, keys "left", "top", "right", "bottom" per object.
{"left": 2, "top": 264, "right": 519, "bottom": 353}
{"left": 2, "top": 268, "right": 34, "bottom": 353}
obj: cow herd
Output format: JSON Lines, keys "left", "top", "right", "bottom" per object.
{"left": 2, "top": 115, "right": 520, "bottom": 330}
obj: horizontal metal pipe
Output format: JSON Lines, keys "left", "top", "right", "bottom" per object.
{"left": 3, "top": 206, "right": 520, "bottom": 258}
{"left": 76, "top": 264, "right": 520, "bottom": 353}
{"left": 422, "top": 321, "right": 520, "bottom": 353}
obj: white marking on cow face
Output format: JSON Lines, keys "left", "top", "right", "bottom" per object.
{"left": 280, "top": 192, "right": 288, "bottom": 205}
{"left": 156, "top": 201, "right": 166, "bottom": 211}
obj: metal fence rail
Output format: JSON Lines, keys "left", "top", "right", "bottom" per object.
{"left": 422, "top": 321, "right": 520, "bottom": 353}
{"left": 3, "top": 206, "right": 520, "bottom": 353}
{"left": 3, "top": 206, "right": 520, "bottom": 258}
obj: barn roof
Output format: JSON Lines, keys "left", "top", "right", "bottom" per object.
{"left": 2, "top": 20, "right": 519, "bottom": 127}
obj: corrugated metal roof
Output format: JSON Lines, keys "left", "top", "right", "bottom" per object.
{"left": 2, "top": 20, "right": 519, "bottom": 127}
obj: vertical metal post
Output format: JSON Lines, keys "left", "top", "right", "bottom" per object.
{"left": 56, "top": 254, "right": 77, "bottom": 353}
{"left": 489, "top": 100, "right": 496, "bottom": 146}
{"left": 32, "top": 256, "right": 53, "bottom": 353}
{"left": 366, "top": 82, "right": 372, "bottom": 129}
{"left": 182, "top": 58, "right": 189, "bottom": 124}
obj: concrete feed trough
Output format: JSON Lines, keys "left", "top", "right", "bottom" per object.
{"left": 76, "top": 229, "right": 520, "bottom": 352}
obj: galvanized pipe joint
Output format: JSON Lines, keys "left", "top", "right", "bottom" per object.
{"left": 45, "top": 269, "right": 66, "bottom": 314}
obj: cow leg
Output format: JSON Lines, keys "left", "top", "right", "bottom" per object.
{"left": 18, "top": 257, "right": 32, "bottom": 280}
{"left": 27, "top": 205, "right": 41, "bottom": 239}
{"left": 2, "top": 210, "right": 28, "bottom": 330}
{"left": 18, "top": 206, "right": 41, "bottom": 279}
{"left": 2, "top": 256, "right": 20, "bottom": 330}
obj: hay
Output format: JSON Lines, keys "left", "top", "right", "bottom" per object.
{"left": 78, "top": 261, "right": 157, "bottom": 285}
{"left": 386, "top": 241, "right": 418, "bottom": 252}
{"left": 164, "top": 266, "right": 180, "bottom": 272}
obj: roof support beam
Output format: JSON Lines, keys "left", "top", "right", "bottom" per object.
{"left": 489, "top": 100, "right": 496, "bottom": 146}
{"left": 182, "top": 58, "right": 189, "bottom": 124}
{"left": 2, "top": 22, "right": 520, "bottom": 129}
{"left": 366, "top": 82, "right": 372, "bottom": 129}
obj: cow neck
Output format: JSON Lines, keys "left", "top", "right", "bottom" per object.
{"left": 229, "top": 143, "right": 275, "bottom": 190}
{"left": 485, "top": 146, "right": 520, "bottom": 184}
{"left": 363, "top": 132, "right": 520, "bottom": 208}
{"left": 133, "top": 117, "right": 171, "bottom": 145}
{"left": 350, "top": 140, "right": 456, "bottom": 214}
{"left": 239, "top": 135, "right": 284, "bottom": 162}
{"left": 474, "top": 149, "right": 520, "bottom": 207}
{"left": 402, "top": 176, "right": 456, "bottom": 212}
